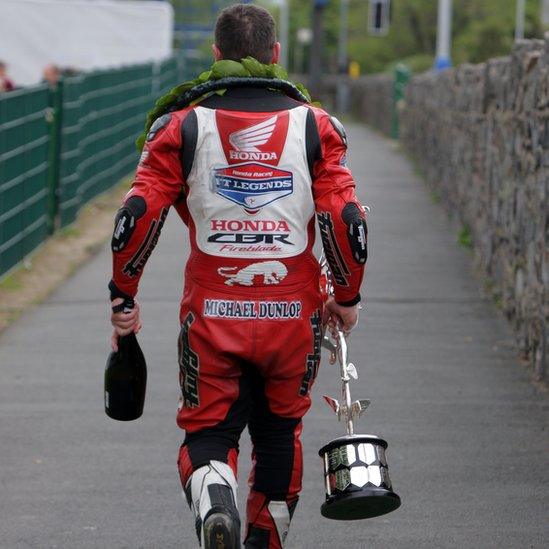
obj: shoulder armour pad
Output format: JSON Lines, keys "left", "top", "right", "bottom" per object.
{"left": 329, "top": 116, "right": 347, "bottom": 147}
{"left": 146, "top": 113, "right": 172, "bottom": 142}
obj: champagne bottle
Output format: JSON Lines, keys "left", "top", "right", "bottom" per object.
{"left": 105, "top": 301, "right": 147, "bottom": 421}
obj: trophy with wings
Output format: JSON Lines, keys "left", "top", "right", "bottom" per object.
{"left": 319, "top": 259, "right": 401, "bottom": 520}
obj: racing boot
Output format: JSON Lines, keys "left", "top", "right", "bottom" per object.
{"left": 184, "top": 460, "right": 241, "bottom": 549}
{"left": 244, "top": 490, "right": 298, "bottom": 548}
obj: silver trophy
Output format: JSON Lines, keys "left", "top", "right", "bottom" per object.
{"left": 319, "top": 263, "right": 401, "bottom": 520}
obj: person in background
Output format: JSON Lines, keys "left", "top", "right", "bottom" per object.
{"left": 0, "top": 61, "right": 15, "bottom": 92}
{"left": 42, "top": 63, "right": 61, "bottom": 88}
{"left": 61, "top": 66, "right": 80, "bottom": 77}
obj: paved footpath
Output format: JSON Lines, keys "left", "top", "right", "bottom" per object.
{"left": 1, "top": 125, "right": 547, "bottom": 549}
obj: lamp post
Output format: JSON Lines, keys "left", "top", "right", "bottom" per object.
{"left": 434, "top": 0, "right": 452, "bottom": 71}
{"left": 296, "top": 27, "right": 313, "bottom": 75}
{"left": 337, "top": 0, "right": 350, "bottom": 113}
{"left": 543, "top": 0, "right": 549, "bottom": 25}
{"left": 309, "top": 0, "right": 328, "bottom": 93}
{"left": 270, "top": 0, "right": 289, "bottom": 68}
{"left": 515, "top": 0, "right": 525, "bottom": 40}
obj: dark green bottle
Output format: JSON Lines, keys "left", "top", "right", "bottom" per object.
{"left": 104, "top": 332, "right": 147, "bottom": 421}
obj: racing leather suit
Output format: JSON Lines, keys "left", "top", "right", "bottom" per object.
{"left": 110, "top": 85, "right": 367, "bottom": 548}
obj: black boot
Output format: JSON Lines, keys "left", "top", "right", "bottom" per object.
{"left": 203, "top": 506, "right": 241, "bottom": 549}
{"left": 202, "top": 483, "right": 241, "bottom": 549}
{"left": 184, "top": 461, "right": 241, "bottom": 549}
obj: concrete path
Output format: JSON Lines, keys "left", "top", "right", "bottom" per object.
{"left": 0, "top": 125, "right": 547, "bottom": 549}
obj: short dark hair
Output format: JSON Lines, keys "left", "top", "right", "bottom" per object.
{"left": 215, "top": 4, "right": 276, "bottom": 64}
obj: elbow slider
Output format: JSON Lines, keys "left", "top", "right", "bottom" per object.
{"left": 111, "top": 196, "right": 147, "bottom": 252}
{"left": 342, "top": 203, "right": 368, "bottom": 264}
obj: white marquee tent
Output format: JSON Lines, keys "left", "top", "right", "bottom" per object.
{"left": 0, "top": 0, "right": 174, "bottom": 86}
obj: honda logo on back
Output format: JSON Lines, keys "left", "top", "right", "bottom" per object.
{"left": 229, "top": 116, "right": 277, "bottom": 151}
{"left": 229, "top": 116, "right": 278, "bottom": 160}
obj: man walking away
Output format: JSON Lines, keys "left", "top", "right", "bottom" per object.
{"left": 109, "top": 4, "right": 367, "bottom": 548}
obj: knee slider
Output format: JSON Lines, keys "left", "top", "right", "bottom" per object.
{"left": 341, "top": 203, "right": 368, "bottom": 264}
{"left": 111, "top": 195, "right": 147, "bottom": 252}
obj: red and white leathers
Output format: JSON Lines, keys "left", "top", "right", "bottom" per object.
{"left": 110, "top": 86, "right": 367, "bottom": 548}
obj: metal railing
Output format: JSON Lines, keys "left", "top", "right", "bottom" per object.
{"left": 0, "top": 85, "right": 51, "bottom": 274}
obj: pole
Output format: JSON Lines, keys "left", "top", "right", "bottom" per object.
{"left": 295, "top": 41, "right": 303, "bottom": 76}
{"left": 309, "top": 1, "right": 326, "bottom": 95}
{"left": 296, "top": 28, "right": 312, "bottom": 76}
{"left": 515, "top": 0, "right": 525, "bottom": 41}
{"left": 336, "top": 0, "right": 350, "bottom": 113}
{"left": 434, "top": 0, "right": 452, "bottom": 71}
{"left": 543, "top": 0, "right": 549, "bottom": 25}
{"left": 337, "top": 0, "right": 349, "bottom": 74}
{"left": 278, "top": 0, "right": 289, "bottom": 69}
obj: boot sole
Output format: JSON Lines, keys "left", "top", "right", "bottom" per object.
{"left": 203, "top": 512, "right": 240, "bottom": 549}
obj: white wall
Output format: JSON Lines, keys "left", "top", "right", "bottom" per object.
{"left": 0, "top": 0, "right": 174, "bottom": 86}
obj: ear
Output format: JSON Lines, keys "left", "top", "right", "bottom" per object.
{"left": 212, "top": 44, "right": 223, "bottom": 61}
{"left": 271, "top": 42, "right": 281, "bottom": 64}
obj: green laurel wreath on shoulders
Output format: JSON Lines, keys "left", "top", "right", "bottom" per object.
{"left": 136, "top": 57, "right": 315, "bottom": 150}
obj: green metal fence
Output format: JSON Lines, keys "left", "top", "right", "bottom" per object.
{"left": 156, "top": 57, "right": 181, "bottom": 95}
{"left": 58, "top": 64, "right": 155, "bottom": 226}
{"left": 0, "top": 85, "right": 51, "bottom": 275}
{"left": 0, "top": 57, "right": 182, "bottom": 278}
{"left": 59, "top": 59, "right": 181, "bottom": 227}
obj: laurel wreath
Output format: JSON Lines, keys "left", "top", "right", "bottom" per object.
{"left": 136, "top": 57, "right": 314, "bottom": 150}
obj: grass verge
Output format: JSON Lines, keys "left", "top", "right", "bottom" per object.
{"left": 0, "top": 179, "right": 131, "bottom": 335}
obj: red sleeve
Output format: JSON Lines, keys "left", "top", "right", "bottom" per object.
{"left": 310, "top": 108, "right": 367, "bottom": 306}
{"left": 109, "top": 112, "right": 187, "bottom": 299}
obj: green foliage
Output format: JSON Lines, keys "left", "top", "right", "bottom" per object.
{"left": 458, "top": 225, "right": 473, "bottom": 249}
{"left": 262, "top": 0, "right": 544, "bottom": 75}
{"left": 385, "top": 54, "right": 434, "bottom": 74}
{"left": 429, "top": 189, "right": 441, "bottom": 204}
{"left": 59, "top": 226, "right": 80, "bottom": 239}
{"left": 0, "top": 273, "right": 23, "bottom": 291}
{"left": 454, "top": 17, "right": 513, "bottom": 65}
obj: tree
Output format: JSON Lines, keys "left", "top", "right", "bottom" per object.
{"left": 261, "top": 0, "right": 545, "bottom": 75}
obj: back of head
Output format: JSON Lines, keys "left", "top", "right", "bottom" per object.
{"left": 214, "top": 4, "right": 276, "bottom": 65}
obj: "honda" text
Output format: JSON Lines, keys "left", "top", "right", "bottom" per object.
{"left": 210, "top": 219, "right": 290, "bottom": 232}
{"left": 229, "top": 151, "right": 278, "bottom": 161}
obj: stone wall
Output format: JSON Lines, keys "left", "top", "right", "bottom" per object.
{"left": 331, "top": 37, "right": 548, "bottom": 379}
{"left": 399, "top": 37, "right": 548, "bottom": 380}
{"left": 315, "top": 74, "right": 394, "bottom": 135}
{"left": 349, "top": 74, "right": 394, "bottom": 136}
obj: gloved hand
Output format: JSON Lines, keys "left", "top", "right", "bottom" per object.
{"left": 110, "top": 297, "right": 142, "bottom": 351}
